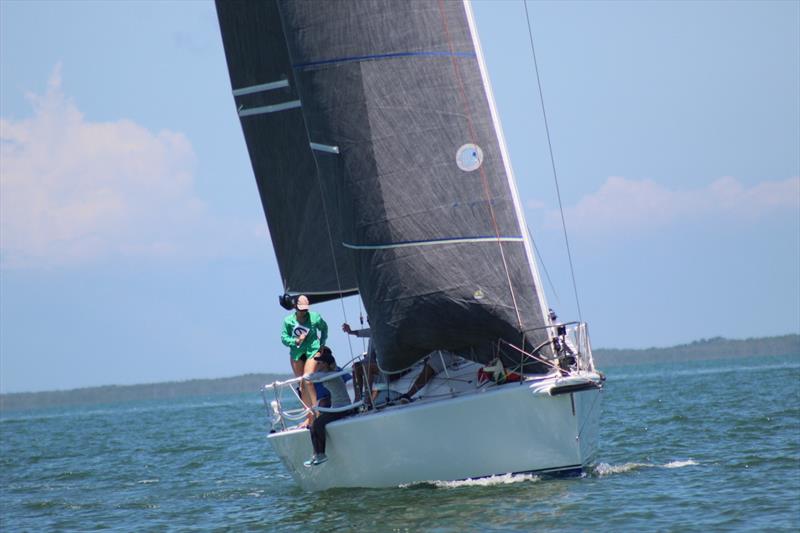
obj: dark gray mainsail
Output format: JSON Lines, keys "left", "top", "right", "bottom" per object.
{"left": 216, "top": 0, "right": 357, "bottom": 303}
{"left": 217, "top": 0, "right": 551, "bottom": 372}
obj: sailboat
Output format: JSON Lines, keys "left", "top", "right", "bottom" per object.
{"left": 215, "top": 0, "right": 603, "bottom": 491}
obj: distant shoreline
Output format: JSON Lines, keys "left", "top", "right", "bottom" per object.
{"left": 594, "top": 333, "right": 799, "bottom": 367}
{"left": 2, "top": 334, "right": 797, "bottom": 412}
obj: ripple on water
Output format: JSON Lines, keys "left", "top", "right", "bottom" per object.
{"left": 2, "top": 357, "right": 797, "bottom": 531}
{"left": 115, "top": 501, "right": 161, "bottom": 510}
{"left": 52, "top": 470, "right": 93, "bottom": 481}
{"left": 153, "top": 444, "right": 217, "bottom": 454}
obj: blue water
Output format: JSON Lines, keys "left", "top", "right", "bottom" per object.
{"left": 2, "top": 355, "right": 798, "bottom": 531}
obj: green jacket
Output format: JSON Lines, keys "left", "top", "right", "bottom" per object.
{"left": 281, "top": 311, "right": 328, "bottom": 361}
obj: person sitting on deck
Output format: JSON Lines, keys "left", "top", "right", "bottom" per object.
{"left": 313, "top": 364, "right": 351, "bottom": 408}
{"left": 303, "top": 347, "right": 353, "bottom": 467}
{"left": 343, "top": 321, "right": 419, "bottom": 407}
{"left": 397, "top": 350, "right": 457, "bottom": 404}
{"left": 342, "top": 321, "right": 379, "bottom": 406}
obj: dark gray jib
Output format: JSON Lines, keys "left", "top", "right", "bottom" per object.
{"left": 216, "top": 0, "right": 357, "bottom": 302}
{"left": 217, "top": 0, "right": 549, "bottom": 372}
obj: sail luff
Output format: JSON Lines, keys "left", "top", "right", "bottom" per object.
{"left": 462, "top": 0, "right": 553, "bottom": 333}
{"left": 431, "top": 0, "right": 526, "bottom": 334}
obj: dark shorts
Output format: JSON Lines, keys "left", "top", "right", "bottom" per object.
{"left": 317, "top": 396, "right": 331, "bottom": 408}
{"left": 293, "top": 352, "right": 313, "bottom": 364}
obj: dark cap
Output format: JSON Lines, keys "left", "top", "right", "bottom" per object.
{"left": 314, "top": 346, "right": 335, "bottom": 366}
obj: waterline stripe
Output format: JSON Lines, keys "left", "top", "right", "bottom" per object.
{"left": 232, "top": 79, "right": 289, "bottom": 96}
{"left": 293, "top": 50, "right": 476, "bottom": 69}
{"left": 310, "top": 142, "right": 340, "bottom": 154}
{"left": 343, "top": 236, "right": 524, "bottom": 250}
{"left": 238, "top": 100, "right": 301, "bottom": 117}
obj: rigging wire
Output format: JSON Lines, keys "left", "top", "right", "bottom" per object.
{"left": 526, "top": 223, "right": 561, "bottom": 307}
{"left": 300, "top": 119, "right": 355, "bottom": 359}
{"left": 523, "top": 0, "right": 583, "bottom": 322}
{"left": 314, "top": 169, "right": 356, "bottom": 360}
{"left": 436, "top": 0, "right": 525, "bottom": 331}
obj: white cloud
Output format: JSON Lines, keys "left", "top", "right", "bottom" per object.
{"left": 0, "top": 66, "right": 211, "bottom": 268}
{"left": 541, "top": 175, "right": 800, "bottom": 235}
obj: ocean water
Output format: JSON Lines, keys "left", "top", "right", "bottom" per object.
{"left": 1, "top": 355, "right": 798, "bottom": 531}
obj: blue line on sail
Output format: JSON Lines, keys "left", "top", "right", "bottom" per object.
{"left": 343, "top": 236, "right": 524, "bottom": 250}
{"left": 293, "top": 51, "right": 476, "bottom": 70}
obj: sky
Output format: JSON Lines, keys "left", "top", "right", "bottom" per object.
{"left": 1, "top": 0, "right": 798, "bottom": 393}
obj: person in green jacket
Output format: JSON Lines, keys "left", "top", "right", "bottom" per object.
{"left": 281, "top": 295, "right": 328, "bottom": 425}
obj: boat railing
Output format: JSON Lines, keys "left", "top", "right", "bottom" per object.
{"left": 522, "top": 321, "right": 596, "bottom": 373}
{"left": 261, "top": 369, "right": 363, "bottom": 432}
{"left": 262, "top": 324, "right": 596, "bottom": 431}
{"left": 568, "top": 322, "right": 596, "bottom": 372}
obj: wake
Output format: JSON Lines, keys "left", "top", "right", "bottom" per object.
{"left": 400, "top": 460, "right": 698, "bottom": 488}
{"left": 401, "top": 473, "right": 540, "bottom": 489}
{"left": 593, "top": 459, "right": 698, "bottom": 476}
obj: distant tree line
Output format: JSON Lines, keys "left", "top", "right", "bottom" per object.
{"left": 0, "top": 373, "right": 290, "bottom": 412}
{"left": 593, "top": 334, "right": 799, "bottom": 367}
{"left": 2, "top": 335, "right": 797, "bottom": 412}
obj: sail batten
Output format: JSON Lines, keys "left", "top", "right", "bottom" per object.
{"left": 238, "top": 100, "right": 302, "bottom": 116}
{"left": 309, "top": 142, "right": 340, "bottom": 154}
{"left": 216, "top": 0, "right": 358, "bottom": 298}
{"left": 232, "top": 79, "right": 290, "bottom": 96}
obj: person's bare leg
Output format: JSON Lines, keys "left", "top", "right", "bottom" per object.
{"left": 300, "top": 357, "right": 319, "bottom": 426}
{"left": 290, "top": 357, "right": 312, "bottom": 427}
{"left": 291, "top": 358, "right": 305, "bottom": 378}
{"left": 352, "top": 361, "right": 364, "bottom": 402}
{"left": 365, "top": 359, "right": 381, "bottom": 407}
{"left": 405, "top": 364, "right": 435, "bottom": 399}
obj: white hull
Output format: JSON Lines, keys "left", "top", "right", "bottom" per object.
{"left": 267, "top": 374, "right": 603, "bottom": 491}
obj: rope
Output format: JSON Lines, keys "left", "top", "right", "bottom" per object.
{"left": 436, "top": 0, "right": 524, "bottom": 330}
{"left": 523, "top": 0, "right": 583, "bottom": 322}
{"left": 498, "top": 338, "right": 560, "bottom": 371}
{"left": 311, "top": 160, "right": 356, "bottom": 358}
{"left": 281, "top": 383, "right": 312, "bottom": 421}
{"left": 281, "top": 408, "right": 313, "bottom": 421}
